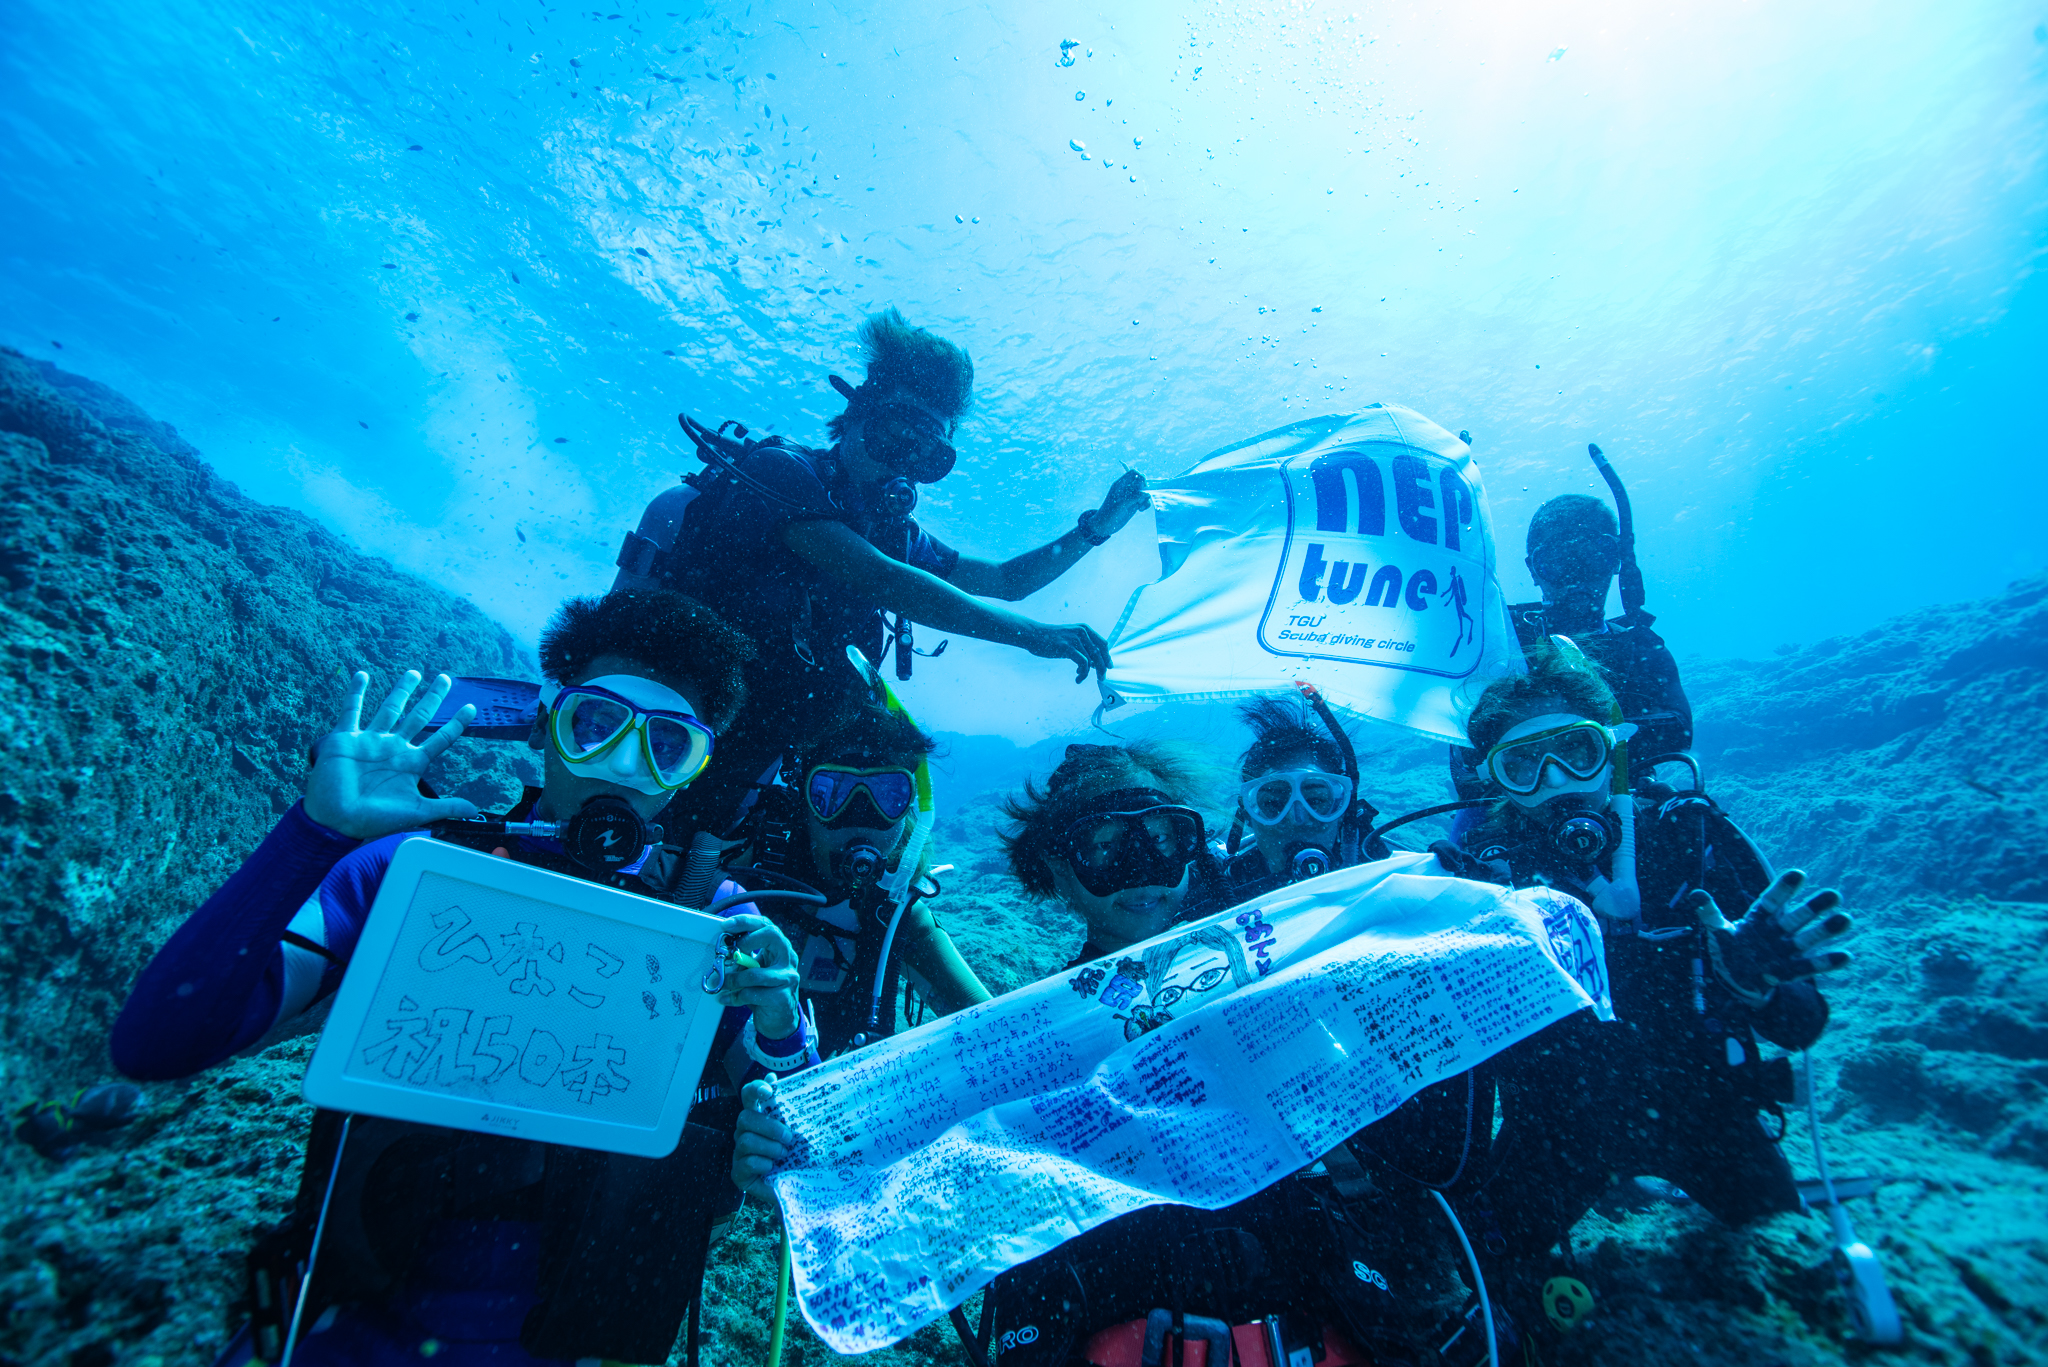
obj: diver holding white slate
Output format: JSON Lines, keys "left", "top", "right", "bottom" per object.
{"left": 112, "top": 589, "right": 812, "bottom": 1367}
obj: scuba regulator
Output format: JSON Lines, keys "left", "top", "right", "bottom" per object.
{"left": 1287, "top": 842, "right": 1334, "bottom": 882}
{"left": 432, "top": 794, "right": 661, "bottom": 877}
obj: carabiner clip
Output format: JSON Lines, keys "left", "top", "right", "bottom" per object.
{"left": 700, "top": 932, "right": 760, "bottom": 994}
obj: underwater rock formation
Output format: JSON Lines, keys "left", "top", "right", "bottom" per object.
{"left": 0, "top": 354, "right": 2041, "bottom": 1365}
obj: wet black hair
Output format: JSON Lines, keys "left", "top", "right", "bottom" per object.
{"left": 1465, "top": 637, "right": 1617, "bottom": 756}
{"left": 538, "top": 589, "right": 754, "bottom": 731}
{"left": 1236, "top": 696, "right": 1348, "bottom": 781}
{"left": 826, "top": 307, "right": 974, "bottom": 439}
{"left": 797, "top": 701, "right": 938, "bottom": 774}
{"left": 1526, "top": 494, "right": 1618, "bottom": 556}
{"left": 1000, "top": 741, "right": 1216, "bottom": 898}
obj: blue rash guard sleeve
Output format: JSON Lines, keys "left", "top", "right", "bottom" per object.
{"left": 111, "top": 802, "right": 363, "bottom": 1080}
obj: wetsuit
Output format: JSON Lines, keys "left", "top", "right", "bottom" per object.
{"left": 1446, "top": 794, "right": 1825, "bottom": 1256}
{"left": 641, "top": 439, "right": 960, "bottom": 834}
{"left": 1449, "top": 604, "right": 1693, "bottom": 799}
{"left": 112, "top": 795, "right": 803, "bottom": 1366}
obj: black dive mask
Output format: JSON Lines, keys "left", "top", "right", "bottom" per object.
{"left": 1056, "top": 789, "right": 1206, "bottom": 898}
{"left": 865, "top": 404, "right": 956, "bottom": 484}
{"left": 1286, "top": 843, "right": 1334, "bottom": 882}
{"left": 563, "top": 794, "right": 658, "bottom": 873}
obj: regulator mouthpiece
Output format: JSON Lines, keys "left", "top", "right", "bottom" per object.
{"left": 563, "top": 795, "right": 658, "bottom": 872}
{"left": 833, "top": 842, "right": 885, "bottom": 892}
{"left": 1288, "top": 844, "right": 1333, "bottom": 882}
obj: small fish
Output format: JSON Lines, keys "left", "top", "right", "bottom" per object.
{"left": 358, "top": 420, "right": 369, "bottom": 429}
{"left": 50, "top": 339, "right": 62, "bottom": 349}
{"left": 380, "top": 262, "right": 397, "bottom": 269}
{"left": 554, "top": 436, "right": 568, "bottom": 444}
{"left": 407, "top": 143, "right": 423, "bottom": 151}
{"left": 404, "top": 311, "right": 418, "bottom": 321}
{"left": 1963, "top": 776, "right": 2005, "bottom": 800}
{"left": 515, "top": 527, "right": 526, "bottom": 544}
{"left": 634, "top": 246, "right": 651, "bottom": 257}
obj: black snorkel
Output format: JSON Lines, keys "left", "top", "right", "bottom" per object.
{"left": 1587, "top": 443, "right": 1652, "bottom": 629}
{"left": 1297, "top": 682, "right": 1378, "bottom": 865}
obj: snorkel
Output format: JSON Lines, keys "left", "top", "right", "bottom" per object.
{"left": 844, "top": 645, "right": 937, "bottom": 1036}
{"left": 1587, "top": 442, "right": 1653, "bottom": 629}
{"left": 1297, "top": 681, "right": 1374, "bottom": 867}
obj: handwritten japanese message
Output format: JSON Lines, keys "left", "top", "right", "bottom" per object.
{"left": 325, "top": 866, "right": 716, "bottom": 1133}
{"left": 768, "top": 854, "right": 1610, "bottom": 1353}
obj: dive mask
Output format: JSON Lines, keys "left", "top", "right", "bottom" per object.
{"left": 1240, "top": 769, "right": 1353, "bottom": 826}
{"left": 545, "top": 675, "right": 715, "bottom": 794}
{"left": 1484, "top": 717, "right": 1616, "bottom": 798}
{"left": 864, "top": 402, "right": 957, "bottom": 484}
{"left": 805, "top": 765, "right": 917, "bottom": 826}
{"left": 1056, "top": 788, "right": 1206, "bottom": 898}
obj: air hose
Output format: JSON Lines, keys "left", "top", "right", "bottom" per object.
{"left": 767, "top": 1224, "right": 793, "bottom": 1367}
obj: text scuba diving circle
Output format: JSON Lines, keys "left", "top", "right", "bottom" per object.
{"left": 999, "top": 1325, "right": 1040, "bottom": 1351}
{"left": 1352, "top": 1260, "right": 1389, "bottom": 1292}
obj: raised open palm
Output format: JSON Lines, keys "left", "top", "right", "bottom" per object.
{"left": 303, "top": 670, "right": 482, "bottom": 840}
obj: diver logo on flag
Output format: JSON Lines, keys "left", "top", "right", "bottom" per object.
{"left": 1259, "top": 443, "right": 1487, "bottom": 676}
{"left": 1102, "top": 404, "right": 1520, "bottom": 743}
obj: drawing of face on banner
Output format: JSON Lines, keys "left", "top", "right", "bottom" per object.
{"left": 1259, "top": 442, "right": 1489, "bottom": 677}
{"left": 1068, "top": 919, "right": 1270, "bottom": 1041}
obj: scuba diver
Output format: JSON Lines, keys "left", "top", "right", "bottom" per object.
{"left": 111, "top": 590, "right": 807, "bottom": 1367}
{"left": 1440, "top": 636, "right": 1854, "bottom": 1276}
{"left": 1450, "top": 445, "right": 1692, "bottom": 799}
{"left": 613, "top": 307, "right": 1153, "bottom": 842}
{"left": 997, "top": 740, "right": 1229, "bottom": 962}
{"left": 729, "top": 697, "right": 992, "bottom": 1056}
{"left": 730, "top": 740, "right": 1494, "bottom": 1367}
{"left": 1221, "top": 689, "right": 1390, "bottom": 901}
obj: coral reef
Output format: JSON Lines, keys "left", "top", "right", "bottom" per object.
{"left": 1, "top": 352, "right": 2041, "bottom": 1366}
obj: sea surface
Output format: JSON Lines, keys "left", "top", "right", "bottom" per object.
{"left": 2, "top": 0, "right": 2044, "bottom": 736}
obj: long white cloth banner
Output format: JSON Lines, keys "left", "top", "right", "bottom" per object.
{"left": 767, "top": 855, "right": 1613, "bottom": 1353}
{"left": 1102, "top": 404, "right": 1521, "bottom": 743}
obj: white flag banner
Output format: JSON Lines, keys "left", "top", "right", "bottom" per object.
{"left": 767, "top": 856, "right": 1612, "bottom": 1353}
{"left": 1103, "top": 405, "right": 1520, "bottom": 743}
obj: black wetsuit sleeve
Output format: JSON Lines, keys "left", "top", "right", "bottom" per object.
{"left": 110, "top": 802, "right": 362, "bottom": 1080}
{"left": 907, "top": 524, "right": 961, "bottom": 580}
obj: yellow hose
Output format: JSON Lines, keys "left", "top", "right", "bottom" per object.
{"left": 767, "top": 1223, "right": 792, "bottom": 1367}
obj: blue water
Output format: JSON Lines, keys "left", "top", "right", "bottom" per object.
{"left": 2, "top": 0, "right": 2044, "bottom": 737}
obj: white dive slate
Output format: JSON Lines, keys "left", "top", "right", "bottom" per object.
{"left": 303, "top": 839, "right": 731, "bottom": 1157}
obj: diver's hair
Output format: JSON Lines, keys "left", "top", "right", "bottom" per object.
{"left": 1141, "top": 925, "right": 1257, "bottom": 996}
{"left": 1236, "top": 695, "right": 1348, "bottom": 781}
{"left": 1465, "top": 637, "right": 1617, "bottom": 756}
{"left": 539, "top": 589, "right": 754, "bottom": 731}
{"left": 1000, "top": 740, "right": 1216, "bottom": 898}
{"left": 797, "top": 700, "right": 938, "bottom": 774}
{"left": 827, "top": 307, "right": 974, "bottom": 438}
{"left": 1526, "top": 494, "right": 1617, "bottom": 556}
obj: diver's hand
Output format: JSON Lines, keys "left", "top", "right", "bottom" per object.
{"left": 304, "top": 671, "right": 479, "bottom": 840}
{"left": 1091, "top": 469, "right": 1150, "bottom": 536}
{"left": 732, "top": 1078, "right": 794, "bottom": 1197}
{"left": 1021, "top": 620, "right": 1113, "bottom": 684}
{"left": 717, "top": 913, "right": 801, "bottom": 1039}
{"left": 1688, "top": 870, "right": 1853, "bottom": 1007}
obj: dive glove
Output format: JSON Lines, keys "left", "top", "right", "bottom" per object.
{"left": 1689, "top": 869, "right": 1853, "bottom": 1007}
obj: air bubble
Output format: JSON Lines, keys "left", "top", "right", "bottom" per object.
{"left": 1075, "top": 90, "right": 1085, "bottom": 101}
{"left": 1070, "top": 138, "right": 1086, "bottom": 151}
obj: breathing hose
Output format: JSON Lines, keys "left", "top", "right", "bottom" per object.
{"left": 767, "top": 1224, "right": 793, "bottom": 1367}
{"left": 1431, "top": 1189, "right": 1498, "bottom": 1367}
